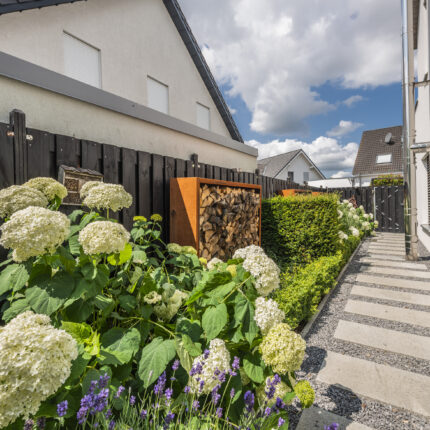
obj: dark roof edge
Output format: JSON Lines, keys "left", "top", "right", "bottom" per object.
{"left": 162, "top": 0, "right": 243, "bottom": 143}
{"left": 0, "top": 0, "right": 86, "bottom": 14}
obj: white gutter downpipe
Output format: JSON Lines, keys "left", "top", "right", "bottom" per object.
{"left": 401, "top": 0, "right": 419, "bottom": 260}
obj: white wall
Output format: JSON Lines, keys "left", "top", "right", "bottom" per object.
{"left": 0, "top": 76, "right": 257, "bottom": 172}
{"left": 414, "top": 0, "right": 430, "bottom": 251}
{"left": 0, "top": 0, "right": 231, "bottom": 138}
{"left": 275, "top": 153, "right": 323, "bottom": 184}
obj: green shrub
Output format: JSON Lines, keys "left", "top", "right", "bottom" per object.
{"left": 273, "top": 253, "right": 343, "bottom": 329}
{"left": 262, "top": 194, "right": 341, "bottom": 268}
{"left": 371, "top": 174, "right": 404, "bottom": 186}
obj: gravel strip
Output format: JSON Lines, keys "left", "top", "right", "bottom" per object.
{"left": 289, "top": 236, "right": 430, "bottom": 430}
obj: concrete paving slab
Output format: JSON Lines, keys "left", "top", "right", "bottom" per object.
{"left": 317, "top": 351, "right": 430, "bottom": 417}
{"left": 359, "top": 258, "right": 428, "bottom": 271}
{"left": 367, "top": 254, "right": 406, "bottom": 262}
{"left": 363, "top": 266, "right": 430, "bottom": 279}
{"left": 334, "top": 320, "right": 430, "bottom": 360}
{"left": 351, "top": 284, "right": 430, "bottom": 307}
{"left": 296, "top": 406, "right": 373, "bottom": 430}
{"left": 345, "top": 299, "right": 430, "bottom": 328}
{"left": 369, "top": 243, "right": 405, "bottom": 249}
{"left": 367, "top": 249, "right": 406, "bottom": 257}
{"left": 355, "top": 274, "right": 430, "bottom": 292}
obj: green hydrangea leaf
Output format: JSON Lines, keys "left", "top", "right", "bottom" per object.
{"left": 107, "top": 243, "right": 133, "bottom": 266}
{"left": 2, "top": 298, "right": 30, "bottom": 322}
{"left": 243, "top": 352, "right": 264, "bottom": 383}
{"left": 0, "top": 263, "right": 29, "bottom": 295}
{"left": 61, "top": 321, "right": 92, "bottom": 343}
{"left": 100, "top": 327, "right": 141, "bottom": 365}
{"left": 118, "top": 294, "right": 137, "bottom": 312}
{"left": 138, "top": 337, "right": 176, "bottom": 387}
{"left": 202, "top": 303, "right": 228, "bottom": 340}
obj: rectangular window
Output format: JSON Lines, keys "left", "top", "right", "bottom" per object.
{"left": 287, "top": 171, "right": 294, "bottom": 182}
{"left": 63, "top": 32, "right": 101, "bottom": 88}
{"left": 196, "top": 103, "right": 210, "bottom": 130}
{"left": 376, "top": 154, "right": 392, "bottom": 164}
{"left": 147, "top": 77, "right": 169, "bottom": 114}
{"left": 303, "top": 171, "right": 310, "bottom": 182}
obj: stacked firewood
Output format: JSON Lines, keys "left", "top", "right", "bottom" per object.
{"left": 199, "top": 184, "right": 260, "bottom": 260}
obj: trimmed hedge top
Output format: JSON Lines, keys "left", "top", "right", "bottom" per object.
{"left": 262, "top": 194, "right": 341, "bottom": 268}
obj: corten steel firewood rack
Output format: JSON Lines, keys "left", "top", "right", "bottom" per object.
{"left": 170, "top": 177, "right": 262, "bottom": 259}
{"left": 279, "top": 189, "right": 320, "bottom": 197}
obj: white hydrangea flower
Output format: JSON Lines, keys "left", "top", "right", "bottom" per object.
{"left": 79, "top": 181, "right": 104, "bottom": 199}
{"left": 353, "top": 214, "right": 359, "bottom": 221}
{"left": 254, "top": 297, "right": 285, "bottom": 335}
{"left": 348, "top": 202, "right": 354, "bottom": 208}
{"left": 359, "top": 205, "right": 364, "bottom": 210}
{"left": 79, "top": 221, "right": 130, "bottom": 255}
{"left": 374, "top": 220, "right": 379, "bottom": 228}
{"left": 260, "top": 323, "right": 306, "bottom": 374}
{"left": 233, "top": 245, "right": 280, "bottom": 296}
{"left": 153, "top": 289, "right": 188, "bottom": 321}
{"left": 363, "top": 213, "right": 370, "bottom": 219}
{"left": 349, "top": 226, "right": 360, "bottom": 237}
{"left": 82, "top": 183, "right": 132, "bottom": 212}
{"left": 189, "top": 339, "right": 231, "bottom": 394}
{"left": 369, "top": 213, "right": 374, "bottom": 220}
{"left": 342, "top": 199, "right": 349, "bottom": 204}
{"left": 337, "top": 210, "right": 343, "bottom": 219}
{"left": 362, "top": 221, "right": 371, "bottom": 231}
{"left": 338, "top": 231, "right": 348, "bottom": 241}
{"left": 24, "top": 177, "right": 67, "bottom": 201}
{"left": 0, "top": 185, "right": 48, "bottom": 218}
{"left": 143, "top": 291, "right": 162, "bottom": 305}
{"left": 0, "top": 206, "right": 70, "bottom": 262}
{"left": 0, "top": 311, "right": 78, "bottom": 427}
{"left": 207, "top": 257, "right": 223, "bottom": 270}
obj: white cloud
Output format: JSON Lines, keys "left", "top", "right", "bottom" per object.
{"left": 247, "top": 136, "right": 358, "bottom": 175}
{"left": 179, "top": 0, "right": 400, "bottom": 135}
{"left": 342, "top": 95, "right": 364, "bottom": 107}
{"left": 331, "top": 170, "right": 352, "bottom": 178}
{"left": 228, "top": 105, "right": 237, "bottom": 115}
{"left": 326, "top": 120, "right": 363, "bottom": 137}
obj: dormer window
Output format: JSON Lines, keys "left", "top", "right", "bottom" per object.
{"left": 376, "top": 154, "right": 392, "bottom": 164}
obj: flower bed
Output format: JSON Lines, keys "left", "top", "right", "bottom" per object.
{"left": 0, "top": 178, "right": 314, "bottom": 429}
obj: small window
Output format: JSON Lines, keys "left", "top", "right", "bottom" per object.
{"left": 196, "top": 103, "right": 210, "bottom": 130}
{"left": 147, "top": 77, "right": 169, "bottom": 114}
{"left": 376, "top": 154, "right": 392, "bottom": 164}
{"left": 287, "top": 171, "right": 294, "bottom": 182}
{"left": 303, "top": 171, "right": 310, "bottom": 182}
{"left": 63, "top": 32, "right": 101, "bottom": 88}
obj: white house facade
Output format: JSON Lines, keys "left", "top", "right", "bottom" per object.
{"left": 0, "top": 0, "right": 257, "bottom": 171}
{"left": 257, "top": 149, "right": 325, "bottom": 185}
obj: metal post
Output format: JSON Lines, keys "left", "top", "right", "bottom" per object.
{"left": 401, "top": 0, "right": 419, "bottom": 260}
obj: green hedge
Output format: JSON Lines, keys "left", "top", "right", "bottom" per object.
{"left": 273, "top": 252, "right": 343, "bottom": 329}
{"left": 262, "top": 194, "right": 341, "bottom": 268}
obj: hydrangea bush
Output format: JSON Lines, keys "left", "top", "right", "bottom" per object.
{"left": 0, "top": 178, "right": 313, "bottom": 429}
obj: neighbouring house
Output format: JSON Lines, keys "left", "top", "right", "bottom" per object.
{"left": 413, "top": 0, "right": 430, "bottom": 251}
{"left": 352, "top": 126, "right": 404, "bottom": 187}
{"left": 308, "top": 177, "right": 355, "bottom": 189}
{"left": 0, "top": 0, "right": 257, "bottom": 171}
{"left": 257, "top": 149, "right": 325, "bottom": 185}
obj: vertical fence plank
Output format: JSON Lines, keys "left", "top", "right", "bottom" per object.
{"left": 27, "top": 129, "right": 53, "bottom": 179}
{"left": 137, "top": 151, "right": 151, "bottom": 219}
{"left": 185, "top": 160, "right": 194, "bottom": 177}
{"left": 152, "top": 154, "right": 165, "bottom": 236}
{"left": 0, "top": 123, "right": 14, "bottom": 188}
{"left": 81, "top": 140, "right": 102, "bottom": 172}
{"left": 164, "top": 156, "right": 176, "bottom": 240}
{"left": 56, "top": 135, "right": 80, "bottom": 169}
{"left": 122, "top": 148, "right": 137, "bottom": 229}
{"left": 176, "top": 159, "right": 186, "bottom": 178}
{"left": 213, "top": 166, "right": 221, "bottom": 180}
{"left": 10, "top": 110, "right": 27, "bottom": 184}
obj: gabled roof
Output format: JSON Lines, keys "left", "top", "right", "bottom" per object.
{"left": 257, "top": 149, "right": 325, "bottom": 179}
{"left": 0, "top": 0, "right": 243, "bottom": 143}
{"left": 352, "top": 126, "right": 403, "bottom": 176}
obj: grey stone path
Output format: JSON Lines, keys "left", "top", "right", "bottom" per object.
{"left": 291, "top": 233, "right": 430, "bottom": 430}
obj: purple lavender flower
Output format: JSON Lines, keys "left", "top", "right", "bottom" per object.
{"left": 264, "top": 407, "right": 272, "bottom": 416}
{"left": 88, "top": 380, "right": 98, "bottom": 395}
{"left": 81, "top": 394, "right": 94, "bottom": 409}
{"left": 324, "top": 424, "right": 339, "bottom": 430}
{"left": 190, "top": 362, "right": 203, "bottom": 376}
{"left": 99, "top": 373, "right": 110, "bottom": 389}
{"left": 218, "top": 371, "right": 226, "bottom": 383}
{"left": 77, "top": 407, "right": 88, "bottom": 425}
{"left": 184, "top": 385, "right": 191, "bottom": 394}
{"left": 108, "top": 420, "right": 116, "bottom": 430}
{"left": 105, "top": 409, "right": 113, "bottom": 418}
{"left": 230, "top": 388, "right": 235, "bottom": 398}
{"left": 164, "top": 411, "right": 175, "bottom": 428}
{"left": 244, "top": 390, "right": 255, "bottom": 413}
{"left": 140, "top": 410, "right": 148, "bottom": 419}
{"left": 211, "top": 384, "right": 221, "bottom": 405}
{"left": 93, "top": 388, "right": 109, "bottom": 413}
{"left": 24, "top": 419, "right": 33, "bottom": 430}
{"left": 199, "top": 379, "right": 205, "bottom": 392}
{"left": 36, "top": 418, "right": 46, "bottom": 429}
{"left": 275, "top": 397, "right": 286, "bottom": 410}
{"left": 192, "top": 400, "right": 200, "bottom": 411}
{"left": 57, "top": 400, "right": 68, "bottom": 417}
{"left": 154, "top": 372, "right": 167, "bottom": 395}
{"left": 165, "top": 388, "right": 173, "bottom": 400}
{"left": 278, "top": 417, "right": 285, "bottom": 427}
{"left": 130, "top": 395, "right": 136, "bottom": 405}
{"left": 172, "top": 359, "right": 180, "bottom": 371}
{"left": 216, "top": 407, "right": 223, "bottom": 418}
{"left": 203, "top": 349, "right": 210, "bottom": 359}
{"left": 115, "top": 385, "right": 125, "bottom": 398}
{"left": 232, "top": 356, "right": 240, "bottom": 370}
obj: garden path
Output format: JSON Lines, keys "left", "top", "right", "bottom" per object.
{"left": 292, "top": 233, "right": 430, "bottom": 430}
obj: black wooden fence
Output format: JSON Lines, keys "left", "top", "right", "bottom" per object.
{"left": 330, "top": 186, "right": 405, "bottom": 233}
{"left": 0, "top": 109, "right": 316, "bottom": 238}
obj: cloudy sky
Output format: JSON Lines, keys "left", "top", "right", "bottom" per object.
{"left": 178, "top": 0, "right": 403, "bottom": 178}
